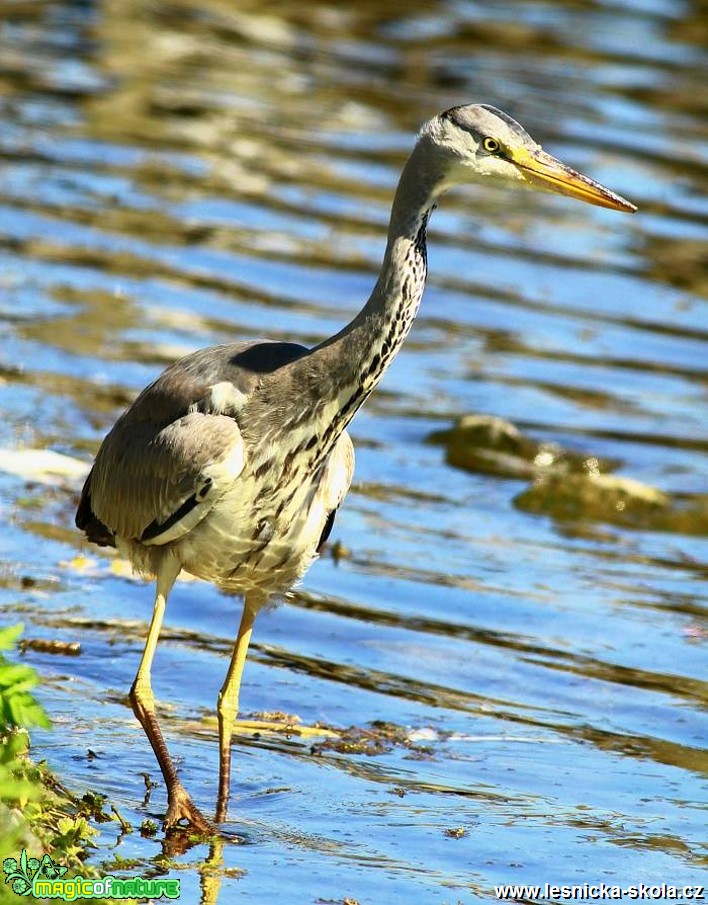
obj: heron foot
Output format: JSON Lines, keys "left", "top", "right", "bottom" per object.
{"left": 164, "top": 784, "right": 214, "bottom": 835}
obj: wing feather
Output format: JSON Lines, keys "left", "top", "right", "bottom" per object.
{"left": 76, "top": 339, "right": 309, "bottom": 548}
{"left": 87, "top": 411, "right": 244, "bottom": 544}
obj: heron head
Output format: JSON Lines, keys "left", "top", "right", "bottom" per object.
{"left": 422, "top": 104, "right": 636, "bottom": 213}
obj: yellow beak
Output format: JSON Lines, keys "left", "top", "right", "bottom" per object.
{"left": 515, "top": 148, "right": 637, "bottom": 213}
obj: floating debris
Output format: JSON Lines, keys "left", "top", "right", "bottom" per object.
{"left": 20, "top": 638, "right": 81, "bottom": 656}
{"left": 329, "top": 539, "right": 352, "bottom": 562}
{"left": 195, "top": 712, "right": 340, "bottom": 740}
{"left": 139, "top": 819, "right": 158, "bottom": 838}
{"left": 0, "top": 448, "right": 89, "bottom": 486}
{"left": 312, "top": 721, "right": 435, "bottom": 757}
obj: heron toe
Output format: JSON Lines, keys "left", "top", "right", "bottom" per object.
{"left": 164, "top": 783, "right": 214, "bottom": 835}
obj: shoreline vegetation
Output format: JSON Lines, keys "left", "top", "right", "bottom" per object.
{"left": 0, "top": 623, "right": 131, "bottom": 905}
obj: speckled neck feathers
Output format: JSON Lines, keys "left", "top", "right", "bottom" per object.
{"left": 280, "top": 135, "right": 446, "bottom": 454}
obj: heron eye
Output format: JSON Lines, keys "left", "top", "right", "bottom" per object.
{"left": 483, "top": 137, "right": 501, "bottom": 153}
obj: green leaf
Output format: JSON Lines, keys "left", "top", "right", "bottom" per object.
{"left": 0, "top": 625, "right": 24, "bottom": 652}
{"left": 1, "top": 732, "right": 30, "bottom": 760}
{"left": 6, "top": 694, "right": 51, "bottom": 730}
{"left": 0, "top": 677, "right": 39, "bottom": 697}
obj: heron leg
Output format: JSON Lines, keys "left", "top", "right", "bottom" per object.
{"left": 129, "top": 558, "right": 212, "bottom": 833}
{"left": 215, "top": 595, "right": 258, "bottom": 822}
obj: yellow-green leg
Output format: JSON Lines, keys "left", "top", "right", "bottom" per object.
{"left": 129, "top": 558, "right": 212, "bottom": 833}
{"left": 215, "top": 595, "right": 258, "bottom": 823}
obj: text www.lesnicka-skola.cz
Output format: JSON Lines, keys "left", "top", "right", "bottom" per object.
{"left": 494, "top": 883, "right": 705, "bottom": 901}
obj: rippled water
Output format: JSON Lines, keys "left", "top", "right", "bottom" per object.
{"left": 1, "top": 0, "right": 706, "bottom": 901}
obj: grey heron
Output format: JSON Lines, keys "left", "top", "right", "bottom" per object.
{"left": 76, "top": 103, "right": 636, "bottom": 833}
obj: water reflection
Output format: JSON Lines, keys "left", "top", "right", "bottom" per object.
{"left": 1, "top": 0, "right": 707, "bottom": 900}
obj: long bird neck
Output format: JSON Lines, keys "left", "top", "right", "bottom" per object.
{"left": 295, "top": 139, "right": 444, "bottom": 438}
{"left": 338, "top": 156, "right": 436, "bottom": 386}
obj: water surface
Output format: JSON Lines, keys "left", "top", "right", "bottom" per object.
{"left": 0, "top": 0, "right": 706, "bottom": 902}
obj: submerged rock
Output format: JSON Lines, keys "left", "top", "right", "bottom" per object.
{"left": 430, "top": 415, "right": 708, "bottom": 535}
{"left": 515, "top": 473, "right": 666, "bottom": 525}
{"left": 428, "top": 414, "right": 618, "bottom": 480}
{"left": 516, "top": 474, "right": 708, "bottom": 534}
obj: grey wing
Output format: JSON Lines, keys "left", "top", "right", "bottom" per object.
{"left": 86, "top": 411, "right": 245, "bottom": 546}
{"left": 76, "top": 340, "right": 308, "bottom": 547}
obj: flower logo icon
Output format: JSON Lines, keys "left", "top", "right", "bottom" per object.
{"left": 2, "top": 850, "right": 66, "bottom": 896}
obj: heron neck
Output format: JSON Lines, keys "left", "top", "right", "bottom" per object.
{"left": 306, "top": 139, "right": 443, "bottom": 420}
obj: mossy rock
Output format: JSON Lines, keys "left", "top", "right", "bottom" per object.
{"left": 515, "top": 473, "right": 708, "bottom": 534}
{"left": 429, "top": 414, "right": 618, "bottom": 480}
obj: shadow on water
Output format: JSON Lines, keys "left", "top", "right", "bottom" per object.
{"left": 1, "top": 0, "right": 707, "bottom": 901}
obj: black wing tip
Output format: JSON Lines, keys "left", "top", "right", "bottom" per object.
{"left": 77, "top": 513, "right": 116, "bottom": 548}
{"left": 75, "top": 477, "right": 116, "bottom": 548}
